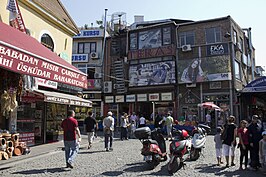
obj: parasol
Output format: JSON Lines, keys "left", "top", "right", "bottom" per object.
{"left": 198, "top": 102, "right": 222, "bottom": 111}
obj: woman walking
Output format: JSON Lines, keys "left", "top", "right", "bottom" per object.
{"left": 237, "top": 120, "right": 249, "bottom": 170}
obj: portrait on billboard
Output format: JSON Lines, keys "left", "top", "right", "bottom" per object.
{"left": 178, "top": 56, "right": 231, "bottom": 83}
{"left": 138, "top": 29, "right": 162, "bottom": 49}
{"left": 129, "top": 61, "right": 176, "bottom": 86}
{"left": 181, "top": 58, "right": 205, "bottom": 83}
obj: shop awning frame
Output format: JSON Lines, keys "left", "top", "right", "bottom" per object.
{"left": 34, "top": 90, "right": 92, "bottom": 107}
{"left": 242, "top": 76, "right": 266, "bottom": 93}
{"left": 0, "top": 21, "right": 87, "bottom": 89}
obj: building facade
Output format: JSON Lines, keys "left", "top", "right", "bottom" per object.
{"left": 103, "top": 16, "right": 256, "bottom": 128}
{"left": 0, "top": 0, "right": 91, "bottom": 145}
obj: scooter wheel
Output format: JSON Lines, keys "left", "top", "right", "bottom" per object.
{"left": 168, "top": 156, "right": 182, "bottom": 174}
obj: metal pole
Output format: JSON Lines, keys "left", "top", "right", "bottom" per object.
{"left": 101, "top": 9, "right": 108, "bottom": 80}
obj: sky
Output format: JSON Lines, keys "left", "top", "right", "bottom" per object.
{"left": 61, "top": 0, "right": 266, "bottom": 68}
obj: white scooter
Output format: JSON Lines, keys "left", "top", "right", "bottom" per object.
{"left": 190, "top": 124, "right": 209, "bottom": 161}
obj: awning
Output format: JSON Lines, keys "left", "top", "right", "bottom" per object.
{"left": 242, "top": 76, "right": 266, "bottom": 93}
{"left": 0, "top": 21, "right": 87, "bottom": 89}
{"left": 34, "top": 90, "right": 92, "bottom": 107}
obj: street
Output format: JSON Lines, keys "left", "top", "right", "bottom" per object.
{"left": 0, "top": 134, "right": 265, "bottom": 177}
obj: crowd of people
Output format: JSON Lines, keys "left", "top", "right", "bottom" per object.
{"left": 60, "top": 110, "right": 266, "bottom": 175}
{"left": 214, "top": 115, "right": 266, "bottom": 174}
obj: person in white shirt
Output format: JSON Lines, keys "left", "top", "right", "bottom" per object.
{"left": 103, "top": 111, "right": 114, "bottom": 151}
{"left": 139, "top": 115, "right": 146, "bottom": 128}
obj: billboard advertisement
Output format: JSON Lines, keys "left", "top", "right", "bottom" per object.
{"left": 129, "top": 61, "right": 176, "bottom": 87}
{"left": 138, "top": 28, "right": 162, "bottom": 49}
{"left": 178, "top": 56, "right": 231, "bottom": 83}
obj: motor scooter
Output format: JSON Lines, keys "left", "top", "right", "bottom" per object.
{"left": 167, "top": 129, "right": 191, "bottom": 174}
{"left": 134, "top": 127, "right": 167, "bottom": 168}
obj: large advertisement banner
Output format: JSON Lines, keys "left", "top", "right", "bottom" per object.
{"left": 139, "top": 29, "right": 162, "bottom": 49}
{"left": 129, "top": 61, "right": 176, "bottom": 86}
{"left": 178, "top": 56, "right": 231, "bottom": 83}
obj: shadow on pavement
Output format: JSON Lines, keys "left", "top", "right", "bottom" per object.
{"left": 101, "top": 170, "right": 123, "bottom": 176}
{"left": 12, "top": 167, "right": 70, "bottom": 175}
{"left": 194, "top": 163, "right": 265, "bottom": 177}
{"left": 78, "top": 150, "right": 104, "bottom": 154}
{"left": 148, "top": 163, "right": 171, "bottom": 176}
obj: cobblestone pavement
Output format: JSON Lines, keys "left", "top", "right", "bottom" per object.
{"left": 0, "top": 134, "right": 265, "bottom": 177}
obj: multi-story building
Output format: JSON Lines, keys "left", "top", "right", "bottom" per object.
{"left": 72, "top": 27, "right": 109, "bottom": 118}
{"left": 104, "top": 15, "right": 258, "bottom": 128}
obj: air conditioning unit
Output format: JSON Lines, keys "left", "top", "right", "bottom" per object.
{"left": 90, "top": 52, "right": 98, "bottom": 59}
{"left": 113, "top": 84, "right": 118, "bottom": 89}
{"left": 103, "top": 81, "right": 112, "bottom": 93}
{"left": 181, "top": 44, "right": 192, "bottom": 52}
{"left": 94, "top": 72, "right": 102, "bottom": 79}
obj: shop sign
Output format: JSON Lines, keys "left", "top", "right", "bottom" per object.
{"left": 72, "top": 54, "right": 88, "bottom": 63}
{"left": 149, "top": 93, "right": 159, "bottom": 101}
{"left": 161, "top": 92, "right": 172, "bottom": 101}
{"left": 0, "top": 44, "right": 87, "bottom": 89}
{"left": 126, "top": 95, "right": 135, "bottom": 102}
{"left": 45, "top": 96, "right": 70, "bottom": 104}
{"left": 115, "top": 95, "right": 124, "bottom": 103}
{"left": 20, "top": 132, "right": 35, "bottom": 146}
{"left": 74, "top": 29, "right": 103, "bottom": 38}
{"left": 206, "top": 43, "right": 229, "bottom": 56}
{"left": 105, "top": 96, "right": 114, "bottom": 103}
{"left": 35, "top": 78, "right": 58, "bottom": 89}
{"left": 137, "top": 94, "right": 147, "bottom": 102}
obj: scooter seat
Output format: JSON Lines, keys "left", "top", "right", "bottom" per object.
{"left": 143, "top": 139, "right": 158, "bottom": 145}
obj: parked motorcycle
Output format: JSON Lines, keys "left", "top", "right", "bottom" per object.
{"left": 167, "top": 129, "right": 191, "bottom": 174}
{"left": 190, "top": 125, "right": 208, "bottom": 161}
{"left": 134, "top": 127, "right": 167, "bottom": 168}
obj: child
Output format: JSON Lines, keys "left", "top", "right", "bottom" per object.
{"left": 259, "top": 131, "right": 266, "bottom": 173}
{"left": 214, "top": 127, "right": 223, "bottom": 166}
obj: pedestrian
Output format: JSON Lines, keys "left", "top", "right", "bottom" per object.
{"left": 61, "top": 110, "right": 81, "bottom": 169}
{"left": 103, "top": 111, "right": 115, "bottom": 151}
{"left": 84, "top": 111, "right": 98, "bottom": 149}
{"left": 214, "top": 127, "right": 223, "bottom": 166}
{"left": 139, "top": 114, "right": 146, "bottom": 128}
{"left": 130, "top": 120, "right": 136, "bottom": 138}
{"left": 154, "top": 112, "right": 163, "bottom": 129}
{"left": 221, "top": 115, "right": 237, "bottom": 168}
{"left": 248, "top": 115, "right": 263, "bottom": 170}
{"left": 120, "top": 113, "right": 129, "bottom": 140}
{"left": 206, "top": 112, "right": 211, "bottom": 127}
{"left": 259, "top": 131, "right": 266, "bottom": 174}
{"left": 237, "top": 120, "right": 249, "bottom": 170}
{"left": 162, "top": 112, "right": 174, "bottom": 140}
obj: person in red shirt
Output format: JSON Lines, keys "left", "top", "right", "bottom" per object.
{"left": 237, "top": 120, "right": 249, "bottom": 170}
{"left": 61, "top": 110, "right": 81, "bottom": 169}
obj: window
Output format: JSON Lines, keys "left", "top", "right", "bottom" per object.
{"left": 163, "top": 27, "right": 171, "bottom": 45}
{"left": 239, "top": 37, "right": 243, "bottom": 52}
{"left": 78, "top": 42, "right": 97, "bottom": 54}
{"left": 233, "top": 30, "right": 237, "bottom": 44}
{"left": 130, "top": 33, "right": 137, "bottom": 50}
{"left": 234, "top": 60, "right": 241, "bottom": 80}
{"left": 179, "top": 31, "right": 195, "bottom": 46}
{"left": 87, "top": 67, "right": 95, "bottom": 79}
{"left": 41, "top": 34, "right": 54, "bottom": 51}
{"left": 205, "top": 27, "right": 221, "bottom": 44}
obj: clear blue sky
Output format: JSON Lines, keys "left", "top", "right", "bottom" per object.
{"left": 61, "top": 0, "right": 266, "bottom": 68}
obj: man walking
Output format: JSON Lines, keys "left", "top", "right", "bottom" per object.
{"left": 103, "top": 111, "right": 115, "bottom": 151}
{"left": 61, "top": 110, "right": 81, "bottom": 169}
{"left": 248, "top": 115, "right": 263, "bottom": 170}
{"left": 84, "top": 111, "right": 98, "bottom": 149}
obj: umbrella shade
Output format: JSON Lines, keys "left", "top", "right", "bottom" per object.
{"left": 198, "top": 102, "right": 221, "bottom": 110}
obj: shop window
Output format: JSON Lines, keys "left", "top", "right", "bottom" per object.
{"left": 205, "top": 27, "right": 221, "bottom": 44}
{"left": 41, "top": 34, "right": 54, "bottom": 51}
